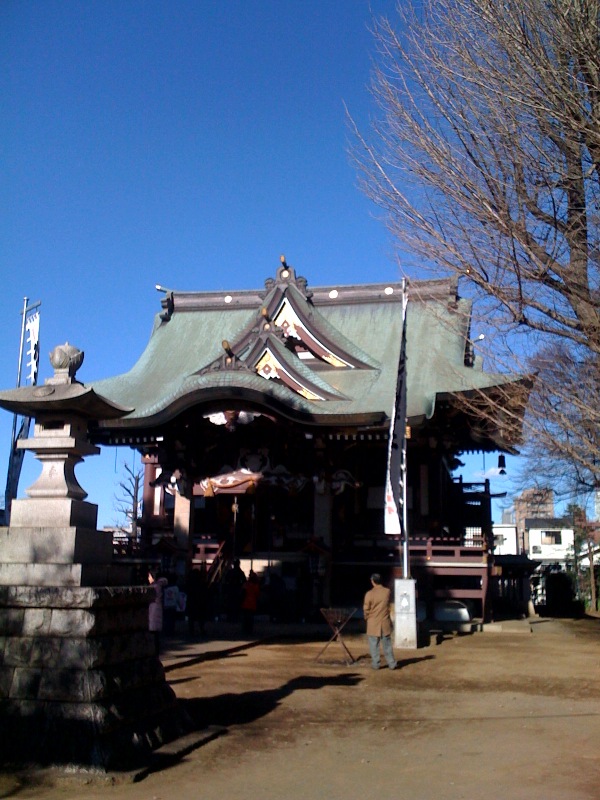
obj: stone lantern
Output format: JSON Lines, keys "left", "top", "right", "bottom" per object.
{"left": 0, "top": 344, "right": 194, "bottom": 772}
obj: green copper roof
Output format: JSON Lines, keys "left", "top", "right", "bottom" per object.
{"left": 90, "top": 267, "right": 522, "bottom": 435}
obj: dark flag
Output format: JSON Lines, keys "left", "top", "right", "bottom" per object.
{"left": 384, "top": 281, "right": 408, "bottom": 538}
{"left": 4, "top": 416, "right": 32, "bottom": 517}
{"left": 3, "top": 307, "right": 40, "bottom": 523}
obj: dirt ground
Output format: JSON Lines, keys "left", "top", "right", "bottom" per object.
{"left": 1, "top": 616, "right": 600, "bottom": 800}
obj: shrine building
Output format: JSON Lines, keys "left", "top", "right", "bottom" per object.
{"left": 89, "top": 259, "right": 530, "bottom": 621}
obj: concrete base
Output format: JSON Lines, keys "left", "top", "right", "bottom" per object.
{"left": 0, "top": 521, "right": 130, "bottom": 588}
{"left": 0, "top": 561, "right": 132, "bottom": 587}
{"left": 9, "top": 497, "right": 99, "bottom": 529}
{"left": 0, "top": 586, "right": 192, "bottom": 770}
{"left": 0, "top": 526, "right": 113, "bottom": 564}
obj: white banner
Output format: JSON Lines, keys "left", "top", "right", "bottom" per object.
{"left": 25, "top": 310, "right": 40, "bottom": 385}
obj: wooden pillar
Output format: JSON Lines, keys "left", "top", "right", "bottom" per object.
{"left": 140, "top": 455, "right": 161, "bottom": 553}
{"left": 174, "top": 489, "right": 194, "bottom": 580}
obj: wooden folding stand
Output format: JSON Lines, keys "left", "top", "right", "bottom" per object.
{"left": 316, "top": 607, "right": 358, "bottom": 665}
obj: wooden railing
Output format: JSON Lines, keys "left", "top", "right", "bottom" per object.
{"left": 408, "top": 536, "right": 487, "bottom": 563}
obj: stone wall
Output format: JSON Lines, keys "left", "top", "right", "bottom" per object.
{"left": 0, "top": 585, "right": 190, "bottom": 769}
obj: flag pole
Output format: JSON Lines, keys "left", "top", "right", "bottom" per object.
{"left": 402, "top": 416, "right": 409, "bottom": 579}
{"left": 4, "top": 298, "right": 41, "bottom": 523}
{"left": 10, "top": 297, "right": 29, "bottom": 448}
{"left": 400, "top": 279, "right": 409, "bottom": 580}
{"left": 391, "top": 279, "right": 417, "bottom": 648}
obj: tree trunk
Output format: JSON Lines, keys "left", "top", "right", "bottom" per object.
{"left": 587, "top": 539, "right": 597, "bottom": 612}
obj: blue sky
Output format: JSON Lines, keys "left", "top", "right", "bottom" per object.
{"left": 1, "top": 0, "right": 515, "bottom": 527}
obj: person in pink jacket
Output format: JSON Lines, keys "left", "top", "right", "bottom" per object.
{"left": 363, "top": 573, "right": 397, "bottom": 670}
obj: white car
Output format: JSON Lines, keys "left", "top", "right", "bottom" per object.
{"left": 433, "top": 600, "right": 472, "bottom": 633}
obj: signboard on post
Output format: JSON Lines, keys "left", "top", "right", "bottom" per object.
{"left": 394, "top": 577, "right": 417, "bottom": 649}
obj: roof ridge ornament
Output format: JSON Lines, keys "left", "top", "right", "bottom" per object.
{"left": 201, "top": 255, "right": 378, "bottom": 378}
{"left": 199, "top": 340, "right": 253, "bottom": 375}
{"left": 263, "top": 255, "right": 312, "bottom": 301}
{"left": 159, "top": 290, "right": 174, "bottom": 321}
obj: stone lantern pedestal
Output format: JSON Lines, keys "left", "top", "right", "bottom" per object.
{"left": 0, "top": 344, "right": 192, "bottom": 771}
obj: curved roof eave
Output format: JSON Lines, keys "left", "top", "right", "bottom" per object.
{"left": 436, "top": 373, "right": 534, "bottom": 406}
{"left": 427, "top": 372, "right": 534, "bottom": 419}
{"left": 433, "top": 374, "right": 534, "bottom": 451}
{"left": 96, "top": 371, "right": 386, "bottom": 430}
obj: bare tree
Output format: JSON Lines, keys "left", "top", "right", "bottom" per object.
{"left": 114, "top": 461, "right": 143, "bottom": 542}
{"left": 567, "top": 503, "right": 598, "bottom": 610}
{"left": 353, "top": 0, "right": 600, "bottom": 493}
{"left": 524, "top": 343, "right": 600, "bottom": 494}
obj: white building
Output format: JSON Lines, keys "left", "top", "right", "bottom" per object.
{"left": 492, "top": 518, "right": 575, "bottom": 613}
{"left": 492, "top": 523, "right": 519, "bottom": 556}
{"left": 525, "top": 518, "right": 574, "bottom": 567}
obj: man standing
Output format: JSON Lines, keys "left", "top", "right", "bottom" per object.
{"left": 363, "top": 573, "right": 397, "bottom": 670}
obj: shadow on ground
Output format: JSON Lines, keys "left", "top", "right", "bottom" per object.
{"left": 179, "top": 673, "right": 363, "bottom": 730}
